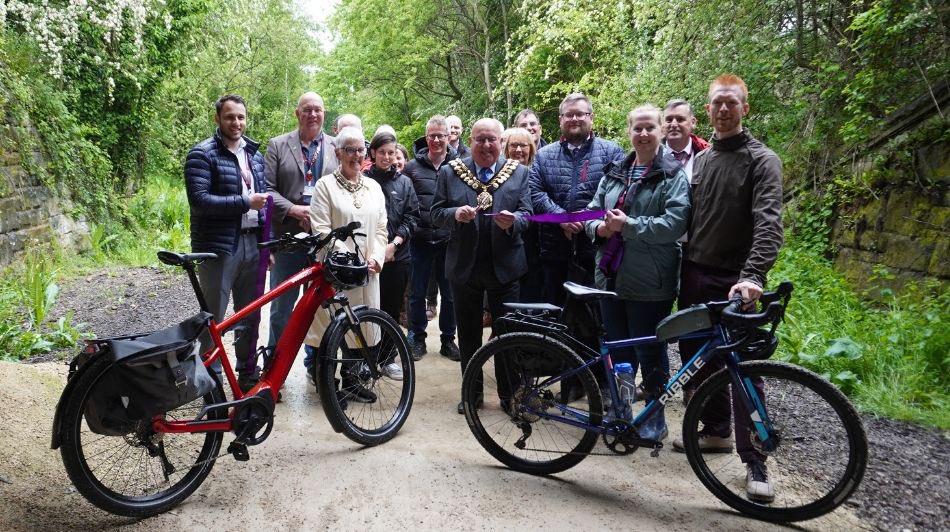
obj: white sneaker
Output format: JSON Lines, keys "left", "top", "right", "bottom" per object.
{"left": 745, "top": 460, "right": 776, "bottom": 502}
{"left": 382, "top": 362, "right": 404, "bottom": 380}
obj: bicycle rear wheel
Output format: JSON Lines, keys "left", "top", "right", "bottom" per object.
{"left": 682, "top": 360, "right": 867, "bottom": 522}
{"left": 59, "top": 355, "right": 225, "bottom": 517}
{"left": 319, "top": 307, "right": 415, "bottom": 446}
{"left": 462, "top": 332, "right": 602, "bottom": 475}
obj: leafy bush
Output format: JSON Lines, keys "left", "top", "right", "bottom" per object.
{"left": 0, "top": 245, "right": 90, "bottom": 361}
{"left": 771, "top": 239, "right": 949, "bottom": 428}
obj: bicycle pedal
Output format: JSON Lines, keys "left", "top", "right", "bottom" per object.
{"left": 228, "top": 441, "right": 250, "bottom": 461}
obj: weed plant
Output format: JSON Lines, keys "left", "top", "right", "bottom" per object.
{"left": 0, "top": 245, "right": 89, "bottom": 361}
{"left": 771, "top": 239, "right": 949, "bottom": 428}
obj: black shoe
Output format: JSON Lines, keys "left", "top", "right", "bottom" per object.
{"left": 440, "top": 339, "right": 461, "bottom": 361}
{"left": 239, "top": 374, "right": 282, "bottom": 402}
{"left": 238, "top": 374, "right": 259, "bottom": 394}
{"left": 307, "top": 365, "right": 317, "bottom": 388}
{"left": 342, "top": 382, "right": 377, "bottom": 403}
{"left": 411, "top": 339, "right": 427, "bottom": 361}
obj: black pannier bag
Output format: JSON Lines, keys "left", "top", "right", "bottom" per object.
{"left": 84, "top": 312, "right": 216, "bottom": 435}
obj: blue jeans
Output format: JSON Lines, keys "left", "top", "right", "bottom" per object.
{"left": 600, "top": 297, "right": 674, "bottom": 438}
{"left": 268, "top": 249, "right": 316, "bottom": 368}
{"left": 408, "top": 240, "right": 455, "bottom": 342}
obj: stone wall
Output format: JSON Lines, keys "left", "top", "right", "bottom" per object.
{"left": 830, "top": 138, "right": 949, "bottom": 295}
{"left": 0, "top": 126, "right": 88, "bottom": 266}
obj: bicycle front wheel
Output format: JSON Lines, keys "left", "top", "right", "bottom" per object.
{"left": 462, "top": 332, "right": 602, "bottom": 475}
{"left": 682, "top": 360, "right": 868, "bottom": 522}
{"left": 319, "top": 307, "right": 415, "bottom": 446}
{"left": 59, "top": 355, "right": 225, "bottom": 517}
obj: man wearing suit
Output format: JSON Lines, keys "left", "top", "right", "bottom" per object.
{"left": 432, "top": 118, "right": 533, "bottom": 414}
{"left": 264, "top": 91, "right": 339, "bottom": 379}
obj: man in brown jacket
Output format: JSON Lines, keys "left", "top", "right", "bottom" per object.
{"left": 671, "top": 74, "right": 784, "bottom": 504}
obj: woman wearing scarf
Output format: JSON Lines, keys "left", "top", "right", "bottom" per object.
{"left": 584, "top": 104, "right": 690, "bottom": 440}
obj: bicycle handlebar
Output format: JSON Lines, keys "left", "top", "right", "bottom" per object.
{"left": 715, "top": 281, "right": 793, "bottom": 328}
{"left": 258, "top": 221, "right": 363, "bottom": 254}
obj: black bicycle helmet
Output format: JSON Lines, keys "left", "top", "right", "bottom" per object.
{"left": 324, "top": 249, "right": 369, "bottom": 290}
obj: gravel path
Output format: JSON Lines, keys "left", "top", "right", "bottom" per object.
{"left": 2, "top": 265, "right": 945, "bottom": 530}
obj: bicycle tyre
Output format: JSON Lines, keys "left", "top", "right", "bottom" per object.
{"left": 59, "top": 355, "right": 226, "bottom": 517}
{"left": 462, "top": 332, "right": 602, "bottom": 475}
{"left": 318, "top": 307, "right": 415, "bottom": 446}
{"left": 682, "top": 360, "right": 868, "bottom": 522}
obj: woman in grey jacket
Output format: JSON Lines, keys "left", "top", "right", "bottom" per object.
{"left": 585, "top": 104, "right": 691, "bottom": 440}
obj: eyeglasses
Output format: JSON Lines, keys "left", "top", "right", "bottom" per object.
{"left": 507, "top": 142, "right": 530, "bottom": 150}
{"left": 342, "top": 146, "right": 366, "bottom": 156}
{"left": 426, "top": 133, "right": 447, "bottom": 141}
{"left": 473, "top": 137, "right": 500, "bottom": 145}
{"left": 559, "top": 111, "right": 592, "bottom": 120}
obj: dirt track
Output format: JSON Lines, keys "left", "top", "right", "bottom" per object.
{"left": 0, "top": 349, "right": 868, "bottom": 531}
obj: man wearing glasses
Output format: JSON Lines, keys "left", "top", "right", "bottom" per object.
{"left": 264, "top": 91, "right": 340, "bottom": 385}
{"left": 432, "top": 118, "right": 533, "bottom": 414}
{"left": 528, "top": 93, "right": 624, "bottom": 306}
{"left": 403, "top": 115, "right": 461, "bottom": 362}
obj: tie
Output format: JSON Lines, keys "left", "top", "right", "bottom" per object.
{"left": 673, "top": 150, "right": 689, "bottom": 164}
{"left": 479, "top": 167, "right": 493, "bottom": 183}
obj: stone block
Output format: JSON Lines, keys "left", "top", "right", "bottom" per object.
{"left": 929, "top": 241, "right": 950, "bottom": 278}
{"left": 879, "top": 232, "right": 932, "bottom": 272}
{"left": 0, "top": 197, "right": 19, "bottom": 232}
{"left": 917, "top": 140, "right": 950, "bottom": 185}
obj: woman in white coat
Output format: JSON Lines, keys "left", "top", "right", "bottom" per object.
{"left": 305, "top": 126, "right": 388, "bottom": 402}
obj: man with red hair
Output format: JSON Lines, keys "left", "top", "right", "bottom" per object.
{"left": 672, "top": 74, "right": 784, "bottom": 503}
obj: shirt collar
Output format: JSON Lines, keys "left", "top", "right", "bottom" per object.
{"left": 665, "top": 138, "right": 693, "bottom": 155}
{"left": 474, "top": 161, "right": 498, "bottom": 175}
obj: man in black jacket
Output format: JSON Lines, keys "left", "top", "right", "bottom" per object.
{"left": 184, "top": 95, "right": 270, "bottom": 392}
{"left": 670, "top": 74, "right": 784, "bottom": 504}
{"left": 432, "top": 118, "right": 533, "bottom": 414}
{"left": 403, "top": 115, "right": 460, "bottom": 361}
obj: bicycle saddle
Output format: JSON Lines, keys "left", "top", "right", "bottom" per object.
{"left": 504, "top": 302, "right": 561, "bottom": 312}
{"left": 157, "top": 251, "right": 219, "bottom": 266}
{"left": 562, "top": 282, "right": 617, "bottom": 301}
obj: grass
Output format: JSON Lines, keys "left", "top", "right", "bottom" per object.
{"left": 0, "top": 176, "right": 190, "bottom": 361}
{"left": 770, "top": 239, "right": 949, "bottom": 429}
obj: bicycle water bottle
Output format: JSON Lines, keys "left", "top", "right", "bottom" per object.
{"left": 614, "top": 363, "right": 637, "bottom": 420}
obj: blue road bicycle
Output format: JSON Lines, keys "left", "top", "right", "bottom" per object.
{"left": 460, "top": 281, "right": 868, "bottom": 522}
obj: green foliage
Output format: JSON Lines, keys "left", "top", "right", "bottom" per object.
{"left": 771, "top": 237, "right": 949, "bottom": 428}
{"left": 0, "top": 245, "right": 89, "bottom": 361}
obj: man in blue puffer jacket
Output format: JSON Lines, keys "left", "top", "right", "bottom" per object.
{"left": 529, "top": 93, "right": 624, "bottom": 305}
{"left": 184, "top": 94, "right": 270, "bottom": 392}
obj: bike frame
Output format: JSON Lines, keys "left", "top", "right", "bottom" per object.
{"left": 523, "top": 324, "right": 775, "bottom": 447}
{"left": 154, "top": 262, "right": 335, "bottom": 435}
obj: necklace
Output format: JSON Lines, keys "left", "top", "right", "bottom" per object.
{"left": 334, "top": 169, "right": 366, "bottom": 208}
{"left": 448, "top": 159, "right": 519, "bottom": 211}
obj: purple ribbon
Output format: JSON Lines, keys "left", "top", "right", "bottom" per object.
{"left": 248, "top": 195, "right": 273, "bottom": 355}
{"left": 482, "top": 209, "right": 607, "bottom": 223}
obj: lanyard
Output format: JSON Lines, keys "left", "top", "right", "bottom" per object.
{"left": 302, "top": 136, "right": 323, "bottom": 184}
{"left": 240, "top": 151, "right": 253, "bottom": 191}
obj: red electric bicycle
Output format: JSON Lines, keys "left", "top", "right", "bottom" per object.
{"left": 51, "top": 222, "right": 415, "bottom": 517}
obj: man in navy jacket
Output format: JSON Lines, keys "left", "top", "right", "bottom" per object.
{"left": 184, "top": 94, "right": 269, "bottom": 392}
{"left": 528, "top": 93, "right": 624, "bottom": 305}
